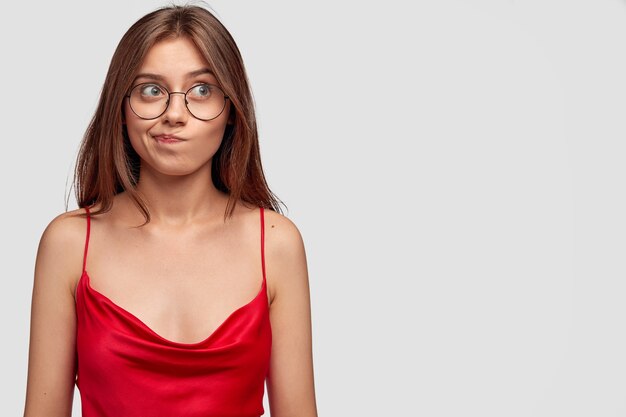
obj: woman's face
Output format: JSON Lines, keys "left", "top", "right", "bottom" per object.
{"left": 123, "top": 36, "right": 232, "bottom": 177}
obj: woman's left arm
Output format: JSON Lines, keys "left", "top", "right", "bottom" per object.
{"left": 265, "top": 212, "right": 319, "bottom": 417}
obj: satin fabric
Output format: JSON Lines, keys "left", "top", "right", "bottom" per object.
{"left": 75, "top": 206, "right": 272, "bottom": 417}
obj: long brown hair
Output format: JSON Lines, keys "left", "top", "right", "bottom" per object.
{"left": 71, "top": 4, "right": 285, "bottom": 225}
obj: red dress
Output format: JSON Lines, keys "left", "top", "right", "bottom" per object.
{"left": 75, "top": 206, "right": 272, "bottom": 417}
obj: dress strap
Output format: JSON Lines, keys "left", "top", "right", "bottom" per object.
{"left": 82, "top": 206, "right": 91, "bottom": 274}
{"left": 260, "top": 206, "right": 266, "bottom": 283}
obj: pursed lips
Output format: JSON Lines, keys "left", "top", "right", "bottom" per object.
{"left": 153, "top": 134, "right": 184, "bottom": 143}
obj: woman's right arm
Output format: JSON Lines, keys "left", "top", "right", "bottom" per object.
{"left": 23, "top": 212, "right": 84, "bottom": 417}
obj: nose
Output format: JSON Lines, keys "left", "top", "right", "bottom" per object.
{"left": 162, "top": 92, "right": 188, "bottom": 124}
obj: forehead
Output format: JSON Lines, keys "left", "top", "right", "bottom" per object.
{"left": 135, "top": 37, "right": 214, "bottom": 82}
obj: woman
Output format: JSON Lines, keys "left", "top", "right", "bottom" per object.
{"left": 23, "top": 5, "right": 318, "bottom": 417}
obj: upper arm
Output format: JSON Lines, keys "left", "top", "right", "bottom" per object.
{"left": 264, "top": 212, "right": 319, "bottom": 417}
{"left": 23, "top": 212, "right": 85, "bottom": 417}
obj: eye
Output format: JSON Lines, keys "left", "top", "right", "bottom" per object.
{"left": 139, "top": 84, "right": 165, "bottom": 97}
{"left": 188, "top": 84, "right": 213, "bottom": 99}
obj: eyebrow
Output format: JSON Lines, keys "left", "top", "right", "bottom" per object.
{"left": 133, "top": 68, "right": 214, "bottom": 82}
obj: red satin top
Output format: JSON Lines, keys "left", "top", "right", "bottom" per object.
{"left": 74, "top": 206, "right": 272, "bottom": 417}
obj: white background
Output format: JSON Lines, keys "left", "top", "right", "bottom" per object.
{"left": 3, "top": 0, "right": 626, "bottom": 415}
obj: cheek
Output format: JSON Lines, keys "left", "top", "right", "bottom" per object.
{"left": 191, "top": 126, "right": 225, "bottom": 160}
{"left": 123, "top": 104, "right": 150, "bottom": 141}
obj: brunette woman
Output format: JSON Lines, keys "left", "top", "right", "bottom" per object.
{"left": 23, "top": 5, "right": 318, "bottom": 417}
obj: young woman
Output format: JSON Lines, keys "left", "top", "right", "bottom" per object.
{"left": 23, "top": 5, "right": 318, "bottom": 417}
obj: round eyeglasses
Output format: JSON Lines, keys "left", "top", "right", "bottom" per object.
{"left": 125, "top": 82, "right": 230, "bottom": 121}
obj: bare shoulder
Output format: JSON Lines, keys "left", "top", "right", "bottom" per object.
{"left": 262, "top": 208, "right": 306, "bottom": 257}
{"left": 234, "top": 200, "right": 304, "bottom": 252}
{"left": 39, "top": 207, "right": 89, "bottom": 252}
{"left": 36, "top": 207, "right": 91, "bottom": 295}
{"left": 261, "top": 208, "right": 308, "bottom": 304}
